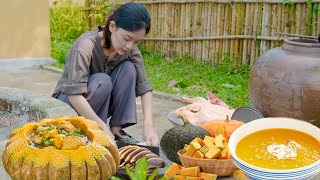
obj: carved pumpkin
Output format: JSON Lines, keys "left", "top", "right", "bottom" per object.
{"left": 2, "top": 116, "right": 120, "bottom": 180}
{"left": 202, "top": 116, "right": 244, "bottom": 141}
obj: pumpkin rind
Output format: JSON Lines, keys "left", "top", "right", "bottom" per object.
{"left": 202, "top": 118, "right": 244, "bottom": 140}
{"left": 2, "top": 116, "right": 119, "bottom": 180}
{"left": 160, "top": 113, "right": 210, "bottom": 163}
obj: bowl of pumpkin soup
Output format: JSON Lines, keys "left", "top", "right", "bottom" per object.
{"left": 228, "top": 117, "right": 320, "bottom": 179}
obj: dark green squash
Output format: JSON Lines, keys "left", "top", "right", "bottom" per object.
{"left": 160, "top": 113, "right": 210, "bottom": 163}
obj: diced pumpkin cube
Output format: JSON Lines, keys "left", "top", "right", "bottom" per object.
{"left": 215, "top": 125, "right": 226, "bottom": 137}
{"left": 181, "top": 144, "right": 189, "bottom": 154}
{"left": 192, "top": 150, "right": 204, "bottom": 158}
{"left": 203, "top": 136, "right": 214, "bottom": 143}
{"left": 180, "top": 166, "right": 200, "bottom": 177}
{"left": 226, "top": 145, "right": 232, "bottom": 159}
{"left": 165, "top": 163, "right": 182, "bottom": 179}
{"left": 233, "top": 170, "right": 248, "bottom": 180}
{"left": 215, "top": 134, "right": 225, "bottom": 150}
{"left": 183, "top": 144, "right": 189, "bottom": 151}
{"left": 199, "top": 145, "right": 210, "bottom": 155}
{"left": 185, "top": 177, "right": 201, "bottom": 180}
{"left": 205, "top": 147, "right": 222, "bottom": 159}
{"left": 184, "top": 142, "right": 201, "bottom": 157}
{"left": 199, "top": 172, "right": 218, "bottom": 180}
{"left": 203, "top": 136, "right": 215, "bottom": 149}
{"left": 174, "top": 175, "right": 186, "bottom": 180}
{"left": 192, "top": 137, "right": 205, "bottom": 146}
{"left": 190, "top": 142, "right": 201, "bottom": 149}
{"left": 215, "top": 134, "right": 225, "bottom": 142}
{"left": 219, "top": 141, "right": 229, "bottom": 159}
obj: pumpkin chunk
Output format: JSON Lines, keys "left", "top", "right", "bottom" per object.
{"left": 198, "top": 172, "right": 218, "bottom": 180}
{"left": 192, "top": 150, "right": 204, "bottom": 158}
{"left": 233, "top": 170, "right": 248, "bottom": 180}
{"left": 185, "top": 177, "right": 201, "bottom": 180}
{"left": 180, "top": 166, "right": 200, "bottom": 177}
{"left": 203, "top": 136, "right": 215, "bottom": 149}
{"left": 199, "top": 145, "right": 210, "bottom": 155}
{"left": 184, "top": 142, "right": 201, "bottom": 157}
{"left": 215, "top": 134, "right": 225, "bottom": 150}
{"left": 205, "top": 147, "right": 222, "bottom": 159}
{"left": 164, "top": 163, "right": 182, "bottom": 179}
{"left": 174, "top": 175, "right": 186, "bottom": 180}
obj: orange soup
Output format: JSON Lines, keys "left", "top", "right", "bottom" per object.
{"left": 236, "top": 128, "right": 320, "bottom": 169}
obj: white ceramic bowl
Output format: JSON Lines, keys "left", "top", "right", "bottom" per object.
{"left": 228, "top": 117, "right": 320, "bottom": 180}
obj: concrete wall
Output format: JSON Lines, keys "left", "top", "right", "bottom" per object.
{"left": 0, "top": 0, "right": 50, "bottom": 58}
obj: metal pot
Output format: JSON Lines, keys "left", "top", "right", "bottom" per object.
{"left": 249, "top": 38, "right": 320, "bottom": 127}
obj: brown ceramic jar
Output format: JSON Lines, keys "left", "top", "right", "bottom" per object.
{"left": 249, "top": 38, "right": 320, "bottom": 127}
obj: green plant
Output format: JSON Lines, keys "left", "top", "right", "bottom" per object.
{"left": 88, "top": 0, "right": 116, "bottom": 26}
{"left": 50, "top": 0, "right": 86, "bottom": 65}
{"left": 143, "top": 51, "right": 251, "bottom": 107}
{"left": 111, "top": 157, "right": 166, "bottom": 180}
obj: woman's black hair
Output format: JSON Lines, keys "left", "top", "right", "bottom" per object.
{"left": 104, "top": 2, "right": 151, "bottom": 49}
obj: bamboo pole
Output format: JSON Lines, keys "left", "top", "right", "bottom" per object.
{"left": 219, "top": 3, "right": 225, "bottom": 63}
{"left": 212, "top": 3, "right": 217, "bottom": 65}
{"left": 209, "top": 3, "right": 215, "bottom": 65}
{"left": 168, "top": 3, "right": 173, "bottom": 56}
{"left": 242, "top": 3, "right": 250, "bottom": 65}
{"left": 174, "top": 4, "right": 179, "bottom": 56}
{"left": 289, "top": 4, "right": 296, "bottom": 34}
{"left": 284, "top": 4, "right": 289, "bottom": 34}
{"left": 204, "top": 3, "right": 211, "bottom": 63}
{"left": 250, "top": 2, "right": 259, "bottom": 66}
{"left": 222, "top": 4, "right": 229, "bottom": 60}
{"left": 185, "top": 3, "right": 189, "bottom": 56}
{"left": 230, "top": 3, "right": 236, "bottom": 60}
{"left": 234, "top": 3, "right": 242, "bottom": 66}
{"left": 247, "top": 3, "right": 253, "bottom": 63}
{"left": 301, "top": 3, "right": 307, "bottom": 34}
{"left": 196, "top": 3, "right": 202, "bottom": 60}
{"left": 296, "top": 4, "right": 302, "bottom": 34}
{"left": 276, "top": 4, "right": 284, "bottom": 49}
{"left": 260, "top": 2, "right": 269, "bottom": 55}
{"left": 179, "top": 3, "right": 185, "bottom": 55}
{"left": 215, "top": 3, "right": 221, "bottom": 64}
{"left": 223, "top": 4, "right": 232, "bottom": 60}
{"left": 270, "top": 4, "right": 276, "bottom": 48}
{"left": 155, "top": 3, "right": 160, "bottom": 52}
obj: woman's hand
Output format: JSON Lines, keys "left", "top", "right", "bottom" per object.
{"left": 142, "top": 125, "right": 158, "bottom": 146}
{"left": 100, "top": 123, "right": 115, "bottom": 139}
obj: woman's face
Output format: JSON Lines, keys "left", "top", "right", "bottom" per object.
{"left": 109, "top": 21, "right": 145, "bottom": 55}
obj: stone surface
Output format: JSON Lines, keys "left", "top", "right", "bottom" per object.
{"left": 0, "top": 58, "right": 54, "bottom": 71}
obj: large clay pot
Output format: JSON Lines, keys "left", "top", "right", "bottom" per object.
{"left": 249, "top": 38, "right": 320, "bottom": 127}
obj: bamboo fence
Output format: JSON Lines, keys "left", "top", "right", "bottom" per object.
{"left": 81, "top": 0, "right": 320, "bottom": 66}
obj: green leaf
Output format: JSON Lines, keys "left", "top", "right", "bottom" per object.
{"left": 307, "top": 0, "right": 313, "bottom": 7}
{"left": 133, "top": 156, "right": 148, "bottom": 180}
{"left": 111, "top": 177, "right": 122, "bottom": 180}
{"left": 314, "top": 4, "right": 319, "bottom": 16}
{"left": 147, "top": 167, "right": 159, "bottom": 180}
{"left": 282, "top": 0, "right": 292, "bottom": 5}
{"left": 125, "top": 165, "right": 135, "bottom": 179}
